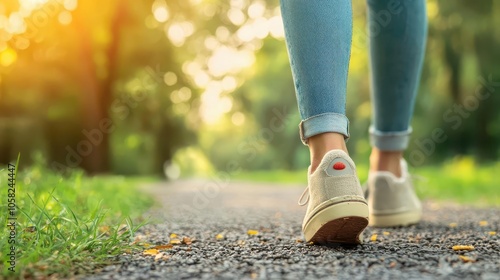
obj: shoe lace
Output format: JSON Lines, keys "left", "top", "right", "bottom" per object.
{"left": 298, "top": 186, "right": 309, "bottom": 206}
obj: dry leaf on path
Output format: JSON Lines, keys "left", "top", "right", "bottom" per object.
{"left": 154, "top": 252, "right": 164, "bottom": 261}
{"left": 170, "top": 239, "right": 182, "bottom": 245}
{"left": 247, "top": 230, "right": 259, "bottom": 235}
{"left": 216, "top": 234, "right": 224, "bottom": 240}
{"left": 170, "top": 233, "right": 178, "bottom": 238}
{"left": 479, "top": 221, "right": 488, "bottom": 227}
{"left": 182, "top": 237, "right": 193, "bottom": 245}
{"left": 143, "top": 249, "right": 160, "bottom": 256}
{"left": 452, "top": 245, "right": 475, "bottom": 251}
{"left": 458, "top": 255, "right": 476, "bottom": 263}
{"left": 153, "top": 244, "right": 173, "bottom": 250}
{"left": 370, "top": 234, "right": 378, "bottom": 242}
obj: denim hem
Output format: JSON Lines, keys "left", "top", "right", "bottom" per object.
{"left": 299, "top": 113, "right": 350, "bottom": 145}
{"left": 369, "top": 126, "right": 413, "bottom": 151}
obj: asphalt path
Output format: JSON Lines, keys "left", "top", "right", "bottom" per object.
{"left": 83, "top": 179, "right": 500, "bottom": 280}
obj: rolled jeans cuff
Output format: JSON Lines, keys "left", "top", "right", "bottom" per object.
{"left": 369, "top": 126, "right": 412, "bottom": 151}
{"left": 299, "top": 113, "right": 349, "bottom": 145}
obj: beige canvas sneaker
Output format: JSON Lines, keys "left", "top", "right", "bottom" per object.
{"left": 298, "top": 150, "right": 369, "bottom": 244}
{"left": 366, "top": 159, "right": 422, "bottom": 227}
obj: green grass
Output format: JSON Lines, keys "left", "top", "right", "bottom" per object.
{"left": 232, "top": 157, "right": 500, "bottom": 206}
{"left": 0, "top": 161, "right": 156, "bottom": 279}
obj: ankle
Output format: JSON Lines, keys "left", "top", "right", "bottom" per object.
{"left": 308, "top": 133, "right": 348, "bottom": 173}
{"left": 370, "top": 148, "right": 403, "bottom": 177}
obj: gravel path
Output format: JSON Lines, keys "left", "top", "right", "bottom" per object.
{"left": 83, "top": 179, "right": 499, "bottom": 280}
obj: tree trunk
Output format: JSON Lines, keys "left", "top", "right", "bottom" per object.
{"left": 72, "top": 1, "right": 126, "bottom": 173}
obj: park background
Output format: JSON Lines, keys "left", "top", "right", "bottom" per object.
{"left": 2, "top": 0, "right": 500, "bottom": 173}
{"left": 0, "top": 0, "right": 499, "bottom": 277}
{"left": 1, "top": 0, "right": 499, "bottom": 203}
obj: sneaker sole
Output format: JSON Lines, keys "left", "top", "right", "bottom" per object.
{"left": 369, "top": 209, "right": 422, "bottom": 227}
{"left": 303, "top": 201, "right": 369, "bottom": 245}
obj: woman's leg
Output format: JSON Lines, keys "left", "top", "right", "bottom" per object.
{"left": 366, "top": 0, "right": 427, "bottom": 227}
{"left": 366, "top": 0, "right": 427, "bottom": 176}
{"left": 282, "top": 0, "right": 368, "bottom": 244}
{"left": 280, "top": 0, "right": 353, "bottom": 173}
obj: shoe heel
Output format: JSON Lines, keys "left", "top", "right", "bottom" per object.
{"left": 304, "top": 201, "right": 369, "bottom": 244}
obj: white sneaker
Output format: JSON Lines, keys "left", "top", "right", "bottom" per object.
{"left": 298, "top": 150, "right": 369, "bottom": 244}
{"left": 366, "top": 159, "right": 422, "bottom": 227}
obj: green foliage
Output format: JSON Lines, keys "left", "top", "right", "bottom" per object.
{"left": 0, "top": 163, "right": 154, "bottom": 278}
{"left": 231, "top": 157, "right": 499, "bottom": 206}
{"left": 1, "top": 0, "right": 499, "bottom": 174}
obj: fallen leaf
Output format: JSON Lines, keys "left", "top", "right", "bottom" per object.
{"left": 216, "top": 234, "right": 224, "bottom": 240}
{"left": 170, "top": 233, "right": 178, "bottom": 238}
{"left": 142, "top": 243, "right": 152, "bottom": 248}
{"left": 383, "top": 232, "right": 390, "bottom": 236}
{"left": 458, "top": 255, "right": 476, "bottom": 263}
{"left": 296, "top": 239, "right": 303, "bottom": 243}
{"left": 143, "top": 249, "right": 160, "bottom": 256}
{"left": 182, "top": 237, "right": 192, "bottom": 245}
{"left": 154, "top": 252, "right": 164, "bottom": 261}
{"left": 389, "top": 261, "right": 397, "bottom": 268}
{"left": 237, "top": 240, "right": 246, "bottom": 245}
{"left": 247, "top": 230, "right": 259, "bottom": 235}
{"left": 370, "top": 234, "right": 378, "bottom": 242}
{"left": 488, "top": 231, "right": 496, "bottom": 235}
{"left": 251, "top": 272, "right": 258, "bottom": 279}
{"left": 307, "top": 241, "right": 314, "bottom": 246}
{"left": 479, "top": 221, "right": 488, "bottom": 227}
{"left": 170, "top": 239, "right": 182, "bottom": 245}
{"left": 153, "top": 244, "right": 173, "bottom": 250}
{"left": 449, "top": 223, "right": 458, "bottom": 228}
{"left": 452, "top": 245, "right": 474, "bottom": 251}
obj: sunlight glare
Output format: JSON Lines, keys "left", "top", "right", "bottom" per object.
{"left": 167, "top": 24, "right": 186, "bottom": 47}
{"left": 153, "top": 7, "right": 169, "bottom": 23}
{"left": 152, "top": 0, "right": 169, "bottom": 23}
{"left": 0, "top": 47, "right": 18, "bottom": 67}
{"left": 248, "top": 2, "right": 266, "bottom": 19}
{"left": 252, "top": 18, "right": 269, "bottom": 39}
{"left": 222, "top": 76, "right": 238, "bottom": 92}
{"left": 231, "top": 112, "right": 245, "bottom": 126}
{"left": 215, "top": 26, "right": 230, "bottom": 42}
{"left": 63, "top": 0, "right": 78, "bottom": 11}
{"left": 194, "top": 71, "right": 210, "bottom": 88}
{"left": 164, "top": 72, "right": 177, "bottom": 86}
{"left": 7, "top": 13, "right": 26, "bottom": 34}
{"left": 58, "top": 11, "right": 72, "bottom": 25}
{"left": 236, "top": 24, "right": 254, "bottom": 42}
{"left": 227, "top": 8, "right": 246, "bottom": 26}
{"left": 19, "top": 0, "right": 50, "bottom": 10}
{"left": 268, "top": 15, "right": 285, "bottom": 39}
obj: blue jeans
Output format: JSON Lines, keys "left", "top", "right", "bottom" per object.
{"left": 281, "top": 0, "right": 427, "bottom": 151}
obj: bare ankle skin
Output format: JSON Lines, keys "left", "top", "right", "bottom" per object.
{"left": 308, "top": 133, "right": 348, "bottom": 174}
{"left": 369, "top": 148, "right": 403, "bottom": 177}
